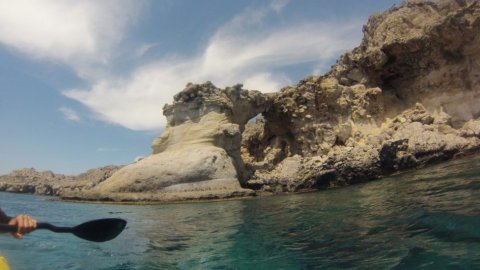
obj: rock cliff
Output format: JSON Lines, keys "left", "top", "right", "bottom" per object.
{"left": 244, "top": 0, "right": 480, "bottom": 192}
{"left": 5, "top": 0, "right": 480, "bottom": 203}
{"left": 62, "top": 82, "right": 269, "bottom": 202}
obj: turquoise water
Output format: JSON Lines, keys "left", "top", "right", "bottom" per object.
{"left": 1, "top": 155, "right": 480, "bottom": 269}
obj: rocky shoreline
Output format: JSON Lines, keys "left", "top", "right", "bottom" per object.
{"left": 0, "top": 166, "right": 121, "bottom": 196}
{"left": 2, "top": 0, "right": 480, "bottom": 203}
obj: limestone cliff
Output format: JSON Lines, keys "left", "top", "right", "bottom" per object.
{"left": 63, "top": 82, "right": 269, "bottom": 202}
{"left": 244, "top": 0, "right": 480, "bottom": 192}
{"left": 60, "top": 0, "right": 480, "bottom": 202}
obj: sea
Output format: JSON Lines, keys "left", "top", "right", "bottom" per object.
{"left": 1, "top": 154, "right": 480, "bottom": 270}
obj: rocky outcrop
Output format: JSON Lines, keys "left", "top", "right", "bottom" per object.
{"left": 331, "top": 0, "right": 480, "bottom": 125}
{"left": 62, "top": 82, "right": 269, "bottom": 202}
{"left": 7, "top": 0, "right": 480, "bottom": 203}
{"left": 243, "top": 0, "right": 480, "bottom": 192}
{"left": 0, "top": 168, "right": 66, "bottom": 195}
{"left": 0, "top": 166, "right": 121, "bottom": 196}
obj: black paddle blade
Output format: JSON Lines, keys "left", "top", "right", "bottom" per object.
{"left": 72, "top": 218, "right": 127, "bottom": 242}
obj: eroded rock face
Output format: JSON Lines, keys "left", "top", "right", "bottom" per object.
{"left": 66, "top": 82, "right": 269, "bottom": 202}
{"left": 243, "top": 0, "right": 480, "bottom": 192}
{"left": 332, "top": 0, "right": 480, "bottom": 125}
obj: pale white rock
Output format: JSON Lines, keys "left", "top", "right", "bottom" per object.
{"left": 67, "top": 82, "right": 267, "bottom": 202}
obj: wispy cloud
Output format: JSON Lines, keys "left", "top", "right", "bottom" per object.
{"left": 59, "top": 107, "right": 81, "bottom": 122}
{"left": 0, "top": 0, "right": 363, "bottom": 131}
{"left": 0, "top": 0, "right": 143, "bottom": 78}
{"left": 134, "top": 42, "right": 160, "bottom": 58}
{"left": 270, "top": 0, "right": 290, "bottom": 13}
{"left": 64, "top": 2, "right": 362, "bottom": 131}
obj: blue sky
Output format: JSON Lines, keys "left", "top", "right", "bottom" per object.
{"left": 0, "top": 0, "right": 402, "bottom": 175}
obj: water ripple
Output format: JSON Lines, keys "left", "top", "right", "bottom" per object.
{"left": 1, "top": 155, "right": 480, "bottom": 269}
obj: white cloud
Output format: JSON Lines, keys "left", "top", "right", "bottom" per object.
{"left": 0, "top": 0, "right": 363, "bottom": 132}
{"left": 65, "top": 63, "right": 188, "bottom": 131}
{"left": 243, "top": 73, "right": 291, "bottom": 92}
{"left": 64, "top": 4, "right": 362, "bottom": 131}
{"left": 59, "top": 107, "right": 81, "bottom": 122}
{"left": 270, "top": 0, "right": 290, "bottom": 13}
{"left": 202, "top": 20, "right": 360, "bottom": 81}
{"left": 0, "top": 0, "right": 142, "bottom": 75}
{"left": 134, "top": 43, "right": 160, "bottom": 58}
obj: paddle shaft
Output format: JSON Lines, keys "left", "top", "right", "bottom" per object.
{"left": 0, "top": 223, "right": 72, "bottom": 233}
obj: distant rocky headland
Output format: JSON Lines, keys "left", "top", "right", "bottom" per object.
{"left": 0, "top": 166, "right": 121, "bottom": 196}
{"left": 2, "top": 0, "right": 480, "bottom": 203}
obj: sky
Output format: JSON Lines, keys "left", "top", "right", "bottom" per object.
{"left": 0, "top": 0, "right": 402, "bottom": 175}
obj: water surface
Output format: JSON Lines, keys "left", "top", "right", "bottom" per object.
{"left": 1, "top": 155, "right": 480, "bottom": 269}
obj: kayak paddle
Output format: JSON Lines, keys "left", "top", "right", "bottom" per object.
{"left": 0, "top": 218, "right": 127, "bottom": 242}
